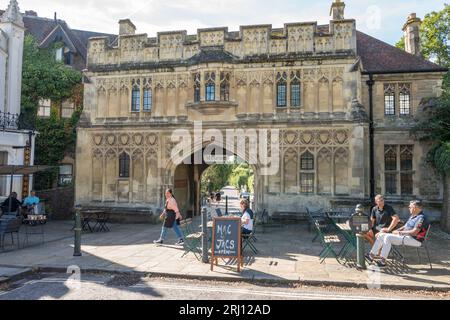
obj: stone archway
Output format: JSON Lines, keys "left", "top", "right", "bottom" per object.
{"left": 164, "top": 142, "right": 261, "bottom": 217}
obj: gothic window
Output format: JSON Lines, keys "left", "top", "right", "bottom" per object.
{"left": 300, "top": 151, "right": 314, "bottom": 194}
{"left": 384, "top": 145, "right": 397, "bottom": 195}
{"left": 205, "top": 72, "right": 216, "bottom": 101}
{"left": 193, "top": 73, "right": 201, "bottom": 103}
{"left": 276, "top": 72, "right": 287, "bottom": 107}
{"left": 399, "top": 83, "right": 411, "bottom": 115}
{"left": 143, "top": 88, "right": 152, "bottom": 112}
{"left": 131, "top": 79, "right": 140, "bottom": 112}
{"left": 290, "top": 71, "right": 301, "bottom": 107}
{"left": 400, "top": 145, "right": 414, "bottom": 195}
{"left": 220, "top": 72, "right": 230, "bottom": 101}
{"left": 119, "top": 152, "right": 130, "bottom": 178}
{"left": 384, "top": 84, "right": 395, "bottom": 116}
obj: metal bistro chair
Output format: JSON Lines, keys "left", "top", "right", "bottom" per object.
{"left": 242, "top": 214, "right": 258, "bottom": 254}
{"left": 180, "top": 218, "right": 202, "bottom": 261}
{"left": 391, "top": 225, "right": 433, "bottom": 270}
{"left": 0, "top": 217, "right": 22, "bottom": 250}
{"left": 313, "top": 219, "right": 341, "bottom": 264}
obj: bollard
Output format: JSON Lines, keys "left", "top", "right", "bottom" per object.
{"left": 73, "top": 205, "right": 82, "bottom": 257}
{"left": 201, "top": 207, "right": 209, "bottom": 263}
{"left": 356, "top": 233, "right": 366, "bottom": 269}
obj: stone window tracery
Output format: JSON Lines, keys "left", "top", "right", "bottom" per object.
{"left": 220, "top": 72, "right": 230, "bottom": 101}
{"left": 205, "top": 72, "right": 216, "bottom": 101}
{"left": 193, "top": 72, "right": 201, "bottom": 103}
{"left": 290, "top": 71, "right": 301, "bottom": 108}
{"left": 119, "top": 152, "right": 130, "bottom": 178}
{"left": 384, "top": 84, "right": 395, "bottom": 116}
{"left": 131, "top": 79, "right": 140, "bottom": 112}
{"left": 300, "top": 151, "right": 314, "bottom": 194}
{"left": 276, "top": 72, "right": 287, "bottom": 107}
{"left": 399, "top": 83, "right": 411, "bottom": 115}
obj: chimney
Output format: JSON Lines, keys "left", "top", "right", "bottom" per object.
{"left": 330, "top": 0, "right": 345, "bottom": 20}
{"left": 403, "top": 13, "right": 422, "bottom": 56}
{"left": 119, "top": 19, "right": 136, "bottom": 35}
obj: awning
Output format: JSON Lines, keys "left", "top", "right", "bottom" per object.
{"left": 0, "top": 165, "right": 55, "bottom": 176}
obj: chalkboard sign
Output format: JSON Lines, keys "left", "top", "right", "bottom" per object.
{"left": 210, "top": 217, "right": 243, "bottom": 272}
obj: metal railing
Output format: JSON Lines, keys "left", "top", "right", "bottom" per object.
{"left": 0, "top": 111, "right": 20, "bottom": 130}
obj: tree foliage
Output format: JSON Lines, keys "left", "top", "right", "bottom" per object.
{"left": 200, "top": 162, "right": 255, "bottom": 195}
{"left": 21, "top": 35, "right": 83, "bottom": 190}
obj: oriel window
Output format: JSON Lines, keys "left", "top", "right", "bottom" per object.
{"left": 205, "top": 72, "right": 216, "bottom": 101}
{"left": 194, "top": 73, "right": 201, "bottom": 103}
{"left": 220, "top": 72, "right": 230, "bottom": 101}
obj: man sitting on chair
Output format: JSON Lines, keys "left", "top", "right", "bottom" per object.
{"left": 22, "top": 190, "right": 40, "bottom": 218}
{"left": 364, "top": 195, "right": 401, "bottom": 246}
{"left": 366, "top": 200, "right": 429, "bottom": 267}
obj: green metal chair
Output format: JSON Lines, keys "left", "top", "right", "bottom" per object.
{"left": 313, "top": 220, "right": 341, "bottom": 263}
{"left": 179, "top": 219, "right": 202, "bottom": 261}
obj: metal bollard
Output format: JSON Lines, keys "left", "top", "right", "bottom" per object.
{"left": 201, "top": 207, "right": 209, "bottom": 263}
{"left": 356, "top": 233, "right": 366, "bottom": 269}
{"left": 225, "top": 196, "right": 228, "bottom": 215}
{"left": 73, "top": 205, "right": 82, "bottom": 257}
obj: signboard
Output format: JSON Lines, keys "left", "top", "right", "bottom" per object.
{"left": 211, "top": 217, "right": 243, "bottom": 272}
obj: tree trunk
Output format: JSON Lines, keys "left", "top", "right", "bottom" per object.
{"left": 441, "top": 173, "right": 450, "bottom": 233}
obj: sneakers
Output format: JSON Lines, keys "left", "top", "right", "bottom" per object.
{"left": 153, "top": 239, "right": 163, "bottom": 245}
{"left": 376, "top": 259, "right": 387, "bottom": 267}
{"left": 365, "top": 253, "right": 374, "bottom": 263}
{"left": 175, "top": 239, "right": 184, "bottom": 246}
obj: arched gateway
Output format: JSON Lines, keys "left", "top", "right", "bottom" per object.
{"left": 75, "top": 1, "right": 447, "bottom": 221}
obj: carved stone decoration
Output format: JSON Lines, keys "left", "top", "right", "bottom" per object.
{"left": 133, "top": 134, "right": 144, "bottom": 146}
{"left": 284, "top": 131, "right": 298, "bottom": 145}
{"left": 107, "top": 134, "right": 116, "bottom": 146}
{"left": 318, "top": 131, "right": 331, "bottom": 145}
{"left": 300, "top": 131, "right": 315, "bottom": 145}
{"left": 334, "top": 130, "right": 349, "bottom": 145}
{"left": 347, "top": 99, "right": 368, "bottom": 121}
{"left": 93, "top": 134, "right": 103, "bottom": 146}
{"left": 93, "top": 149, "right": 103, "bottom": 159}
{"left": 147, "top": 134, "right": 158, "bottom": 146}
{"left": 120, "top": 134, "right": 130, "bottom": 145}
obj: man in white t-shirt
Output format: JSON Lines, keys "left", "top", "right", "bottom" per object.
{"left": 240, "top": 199, "right": 254, "bottom": 235}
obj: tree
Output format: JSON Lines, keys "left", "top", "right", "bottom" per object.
{"left": 21, "top": 35, "right": 83, "bottom": 190}
{"left": 395, "top": 4, "right": 450, "bottom": 67}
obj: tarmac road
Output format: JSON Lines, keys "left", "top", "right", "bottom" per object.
{"left": 0, "top": 272, "right": 448, "bottom": 300}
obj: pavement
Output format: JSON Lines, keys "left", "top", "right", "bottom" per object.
{"left": 0, "top": 216, "right": 449, "bottom": 292}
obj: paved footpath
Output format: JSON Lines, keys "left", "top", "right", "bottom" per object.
{"left": 0, "top": 220, "right": 449, "bottom": 291}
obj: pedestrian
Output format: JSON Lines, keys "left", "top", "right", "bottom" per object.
{"left": 154, "top": 189, "right": 184, "bottom": 245}
{"left": 365, "top": 200, "right": 429, "bottom": 267}
{"left": 240, "top": 198, "right": 254, "bottom": 235}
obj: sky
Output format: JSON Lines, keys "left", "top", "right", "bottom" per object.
{"left": 5, "top": 0, "right": 448, "bottom": 45}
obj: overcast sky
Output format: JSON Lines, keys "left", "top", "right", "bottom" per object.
{"left": 6, "top": 0, "right": 447, "bottom": 45}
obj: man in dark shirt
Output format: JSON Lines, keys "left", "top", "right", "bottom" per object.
{"left": 1, "top": 192, "right": 22, "bottom": 215}
{"left": 364, "top": 194, "right": 400, "bottom": 245}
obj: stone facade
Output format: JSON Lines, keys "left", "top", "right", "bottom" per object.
{"left": 0, "top": 0, "right": 36, "bottom": 199}
{"left": 76, "top": 1, "right": 447, "bottom": 220}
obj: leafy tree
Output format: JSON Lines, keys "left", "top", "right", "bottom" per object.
{"left": 395, "top": 4, "right": 450, "bottom": 67}
{"left": 21, "top": 35, "right": 83, "bottom": 190}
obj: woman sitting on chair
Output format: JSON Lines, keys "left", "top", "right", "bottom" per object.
{"left": 240, "top": 199, "right": 254, "bottom": 235}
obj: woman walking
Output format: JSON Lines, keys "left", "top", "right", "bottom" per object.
{"left": 154, "top": 189, "right": 184, "bottom": 245}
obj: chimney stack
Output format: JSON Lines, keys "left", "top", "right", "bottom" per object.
{"left": 119, "top": 19, "right": 136, "bottom": 35}
{"left": 403, "top": 13, "right": 422, "bottom": 56}
{"left": 330, "top": 0, "right": 345, "bottom": 20}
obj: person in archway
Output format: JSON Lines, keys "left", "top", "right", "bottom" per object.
{"left": 154, "top": 189, "right": 184, "bottom": 246}
{"left": 240, "top": 199, "right": 254, "bottom": 235}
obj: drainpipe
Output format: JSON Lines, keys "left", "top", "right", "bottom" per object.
{"left": 366, "top": 74, "right": 375, "bottom": 204}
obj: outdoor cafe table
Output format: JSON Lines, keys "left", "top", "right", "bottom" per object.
{"left": 80, "top": 210, "right": 110, "bottom": 232}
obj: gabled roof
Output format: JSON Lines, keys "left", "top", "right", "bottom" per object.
{"left": 356, "top": 31, "right": 447, "bottom": 74}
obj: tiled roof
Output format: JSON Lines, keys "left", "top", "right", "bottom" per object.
{"left": 356, "top": 31, "right": 447, "bottom": 74}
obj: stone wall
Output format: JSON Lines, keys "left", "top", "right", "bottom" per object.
{"left": 36, "top": 187, "right": 74, "bottom": 220}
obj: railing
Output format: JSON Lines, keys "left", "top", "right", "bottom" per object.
{"left": 0, "top": 111, "right": 19, "bottom": 130}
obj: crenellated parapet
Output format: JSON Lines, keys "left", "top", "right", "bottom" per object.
{"left": 87, "top": 19, "right": 357, "bottom": 67}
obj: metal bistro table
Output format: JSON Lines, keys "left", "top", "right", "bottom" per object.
{"left": 80, "top": 210, "right": 110, "bottom": 232}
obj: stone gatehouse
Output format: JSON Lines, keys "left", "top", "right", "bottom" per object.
{"left": 75, "top": 1, "right": 447, "bottom": 221}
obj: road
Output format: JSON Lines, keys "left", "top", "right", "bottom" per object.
{"left": 0, "top": 272, "right": 448, "bottom": 300}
